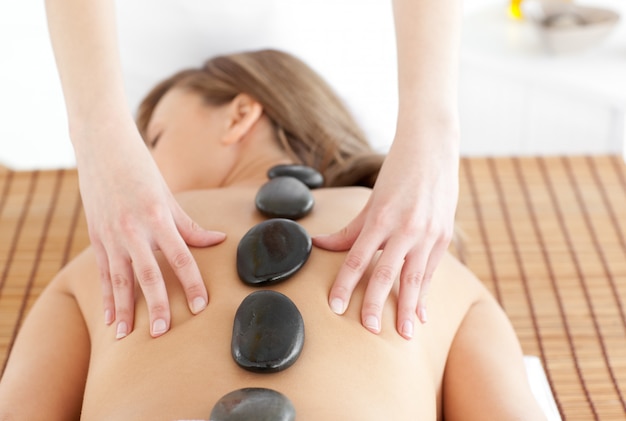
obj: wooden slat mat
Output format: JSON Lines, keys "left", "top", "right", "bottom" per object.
{"left": 0, "top": 157, "right": 625, "bottom": 419}
{"left": 0, "top": 168, "right": 89, "bottom": 372}
{"left": 457, "top": 156, "right": 626, "bottom": 420}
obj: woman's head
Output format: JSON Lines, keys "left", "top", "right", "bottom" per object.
{"left": 137, "top": 49, "right": 384, "bottom": 190}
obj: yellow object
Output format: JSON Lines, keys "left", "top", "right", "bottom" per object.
{"left": 509, "top": 0, "right": 524, "bottom": 20}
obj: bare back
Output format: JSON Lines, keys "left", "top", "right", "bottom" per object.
{"left": 1, "top": 186, "right": 527, "bottom": 420}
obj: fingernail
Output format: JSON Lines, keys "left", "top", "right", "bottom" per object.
{"left": 330, "top": 298, "right": 345, "bottom": 315}
{"left": 402, "top": 320, "right": 414, "bottom": 339}
{"left": 191, "top": 297, "right": 207, "bottom": 314}
{"left": 116, "top": 321, "right": 128, "bottom": 339}
{"left": 104, "top": 309, "right": 113, "bottom": 325}
{"left": 418, "top": 308, "right": 428, "bottom": 324}
{"left": 364, "top": 315, "right": 380, "bottom": 333}
{"left": 152, "top": 319, "right": 168, "bottom": 336}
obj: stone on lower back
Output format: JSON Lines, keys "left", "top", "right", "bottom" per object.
{"left": 210, "top": 388, "right": 296, "bottom": 421}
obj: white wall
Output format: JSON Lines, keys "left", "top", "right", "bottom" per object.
{"left": 0, "top": 2, "right": 75, "bottom": 169}
{"left": 459, "top": 0, "right": 626, "bottom": 156}
{"left": 1, "top": 1, "right": 625, "bottom": 169}
{"left": 0, "top": 1, "right": 398, "bottom": 170}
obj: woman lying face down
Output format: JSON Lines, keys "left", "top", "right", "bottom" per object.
{"left": 0, "top": 49, "right": 546, "bottom": 420}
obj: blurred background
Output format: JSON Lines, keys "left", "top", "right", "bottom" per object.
{"left": 0, "top": 0, "right": 624, "bottom": 169}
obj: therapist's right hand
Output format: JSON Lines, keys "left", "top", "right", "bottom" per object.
{"left": 74, "top": 123, "right": 226, "bottom": 339}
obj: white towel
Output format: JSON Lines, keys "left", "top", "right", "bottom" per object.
{"left": 524, "top": 355, "right": 562, "bottom": 421}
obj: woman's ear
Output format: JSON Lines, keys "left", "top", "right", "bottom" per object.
{"left": 221, "top": 94, "right": 264, "bottom": 145}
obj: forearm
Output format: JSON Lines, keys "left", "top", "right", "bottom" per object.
{"left": 45, "top": 0, "right": 134, "bottom": 149}
{"left": 392, "top": 0, "right": 462, "bottom": 151}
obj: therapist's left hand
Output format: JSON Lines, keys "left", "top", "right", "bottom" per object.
{"left": 313, "top": 132, "right": 459, "bottom": 340}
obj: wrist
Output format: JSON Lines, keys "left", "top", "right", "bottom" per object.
{"left": 70, "top": 113, "right": 144, "bottom": 166}
{"left": 393, "top": 112, "right": 460, "bottom": 153}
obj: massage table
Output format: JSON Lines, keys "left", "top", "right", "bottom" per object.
{"left": 0, "top": 157, "right": 624, "bottom": 420}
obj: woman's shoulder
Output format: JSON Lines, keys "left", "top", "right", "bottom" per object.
{"left": 173, "top": 185, "right": 371, "bottom": 239}
{"left": 314, "top": 186, "right": 371, "bottom": 197}
{"left": 312, "top": 186, "right": 371, "bottom": 212}
{"left": 41, "top": 246, "right": 99, "bottom": 306}
{"left": 174, "top": 187, "right": 260, "bottom": 230}
{"left": 175, "top": 185, "right": 371, "bottom": 201}
{"left": 174, "top": 186, "right": 371, "bottom": 218}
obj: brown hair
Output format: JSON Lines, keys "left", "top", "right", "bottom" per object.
{"left": 136, "top": 49, "right": 384, "bottom": 187}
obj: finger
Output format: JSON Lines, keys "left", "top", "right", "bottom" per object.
{"left": 312, "top": 210, "right": 366, "bottom": 251}
{"left": 328, "top": 228, "right": 382, "bottom": 316}
{"left": 416, "top": 238, "right": 449, "bottom": 324}
{"left": 108, "top": 251, "right": 136, "bottom": 339}
{"left": 170, "top": 197, "right": 226, "bottom": 247}
{"left": 360, "top": 238, "right": 407, "bottom": 334}
{"left": 92, "top": 241, "right": 115, "bottom": 326}
{"left": 157, "top": 225, "right": 208, "bottom": 316}
{"left": 396, "top": 245, "right": 431, "bottom": 339}
{"left": 129, "top": 245, "right": 171, "bottom": 338}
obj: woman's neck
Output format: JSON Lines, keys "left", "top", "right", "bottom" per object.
{"left": 220, "top": 118, "right": 296, "bottom": 188}
{"left": 223, "top": 155, "right": 295, "bottom": 188}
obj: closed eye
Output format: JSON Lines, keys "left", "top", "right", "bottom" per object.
{"left": 150, "top": 133, "right": 162, "bottom": 149}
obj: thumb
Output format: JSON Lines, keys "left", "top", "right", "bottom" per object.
{"left": 313, "top": 211, "right": 365, "bottom": 251}
{"left": 170, "top": 198, "right": 226, "bottom": 247}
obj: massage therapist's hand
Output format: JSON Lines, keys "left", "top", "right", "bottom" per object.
{"left": 75, "top": 122, "right": 226, "bottom": 339}
{"left": 313, "top": 131, "right": 459, "bottom": 339}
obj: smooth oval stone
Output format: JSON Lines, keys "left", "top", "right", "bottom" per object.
{"left": 237, "top": 218, "right": 311, "bottom": 286}
{"left": 231, "top": 290, "right": 305, "bottom": 373}
{"left": 255, "top": 176, "right": 314, "bottom": 220}
{"left": 210, "top": 388, "right": 296, "bottom": 421}
{"left": 268, "top": 164, "right": 324, "bottom": 189}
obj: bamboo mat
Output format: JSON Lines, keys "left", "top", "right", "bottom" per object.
{"left": 0, "top": 157, "right": 625, "bottom": 420}
{"left": 457, "top": 156, "right": 626, "bottom": 421}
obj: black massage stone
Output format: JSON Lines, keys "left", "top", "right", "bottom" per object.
{"left": 236, "top": 218, "right": 311, "bottom": 286}
{"left": 267, "top": 164, "right": 324, "bottom": 189}
{"left": 231, "top": 290, "right": 305, "bottom": 373}
{"left": 210, "top": 388, "right": 296, "bottom": 421}
{"left": 255, "top": 176, "right": 314, "bottom": 220}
